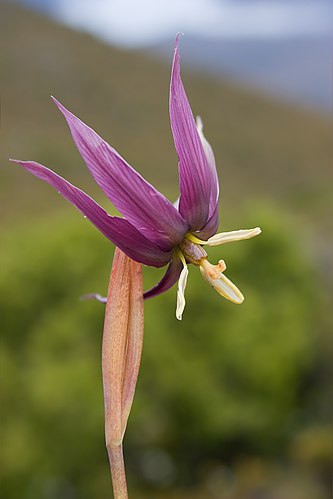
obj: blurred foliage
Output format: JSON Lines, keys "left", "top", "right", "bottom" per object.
{"left": 1, "top": 210, "right": 331, "bottom": 498}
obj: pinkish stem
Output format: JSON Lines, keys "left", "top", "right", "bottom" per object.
{"left": 102, "top": 248, "right": 144, "bottom": 498}
{"left": 107, "top": 444, "right": 128, "bottom": 499}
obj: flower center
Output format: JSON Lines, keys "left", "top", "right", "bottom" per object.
{"left": 179, "top": 236, "right": 226, "bottom": 279}
{"left": 179, "top": 237, "right": 207, "bottom": 265}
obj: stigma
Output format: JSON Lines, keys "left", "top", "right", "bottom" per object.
{"left": 179, "top": 237, "right": 226, "bottom": 279}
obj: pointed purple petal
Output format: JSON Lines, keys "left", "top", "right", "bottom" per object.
{"left": 195, "top": 205, "right": 219, "bottom": 240}
{"left": 52, "top": 97, "right": 189, "bottom": 251}
{"left": 11, "top": 160, "right": 172, "bottom": 268}
{"left": 144, "top": 255, "right": 183, "bottom": 299}
{"left": 169, "top": 36, "right": 211, "bottom": 231}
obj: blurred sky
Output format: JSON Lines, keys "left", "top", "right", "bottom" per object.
{"left": 13, "top": 0, "right": 333, "bottom": 112}
{"left": 18, "top": 0, "right": 333, "bottom": 46}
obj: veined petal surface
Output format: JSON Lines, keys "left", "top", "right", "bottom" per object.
{"left": 195, "top": 204, "right": 219, "bottom": 240}
{"left": 11, "top": 160, "right": 172, "bottom": 268}
{"left": 169, "top": 36, "right": 212, "bottom": 231}
{"left": 196, "top": 116, "right": 219, "bottom": 215}
{"left": 52, "top": 97, "right": 189, "bottom": 252}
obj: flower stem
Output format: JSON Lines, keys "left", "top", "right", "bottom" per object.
{"left": 107, "top": 444, "right": 128, "bottom": 499}
{"left": 102, "top": 248, "right": 144, "bottom": 498}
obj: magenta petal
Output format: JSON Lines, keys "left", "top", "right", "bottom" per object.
{"left": 106, "top": 218, "right": 172, "bottom": 267}
{"left": 52, "top": 97, "right": 189, "bottom": 251}
{"left": 11, "top": 160, "right": 172, "bottom": 268}
{"left": 196, "top": 205, "right": 219, "bottom": 240}
{"left": 144, "top": 255, "right": 183, "bottom": 299}
{"left": 169, "top": 36, "right": 211, "bottom": 230}
{"left": 195, "top": 131, "right": 219, "bottom": 239}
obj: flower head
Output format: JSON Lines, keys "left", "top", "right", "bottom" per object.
{"left": 11, "top": 35, "right": 261, "bottom": 320}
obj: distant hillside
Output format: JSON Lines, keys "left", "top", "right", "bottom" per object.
{"left": 1, "top": 2, "right": 332, "bottom": 237}
{"left": 149, "top": 35, "right": 332, "bottom": 113}
{"left": 12, "top": 0, "right": 333, "bottom": 112}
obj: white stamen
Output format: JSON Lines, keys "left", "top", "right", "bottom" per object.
{"left": 176, "top": 264, "right": 189, "bottom": 321}
{"left": 200, "top": 267, "right": 244, "bottom": 304}
{"left": 207, "top": 227, "right": 261, "bottom": 246}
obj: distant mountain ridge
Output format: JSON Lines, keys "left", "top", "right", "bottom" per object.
{"left": 11, "top": 0, "right": 333, "bottom": 113}
{"left": 12, "top": 0, "right": 333, "bottom": 113}
{"left": 148, "top": 35, "right": 332, "bottom": 113}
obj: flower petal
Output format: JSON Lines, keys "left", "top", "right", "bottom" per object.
{"left": 11, "top": 160, "right": 172, "bottom": 268}
{"left": 144, "top": 255, "right": 183, "bottom": 299}
{"left": 195, "top": 116, "right": 219, "bottom": 238}
{"left": 200, "top": 267, "right": 244, "bottom": 304}
{"left": 52, "top": 97, "right": 189, "bottom": 252}
{"left": 207, "top": 227, "right": 262, "bottom": 246}
{"left": 195, "top": 205, "right": 219, "bottom": 240}
{"left": 196, "top": 116, "right": 219, "bottom": 214}
{"left": 169, "top": 36, "right": 211, "bottom": 230}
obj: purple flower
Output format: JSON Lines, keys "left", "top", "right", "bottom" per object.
{"left": 11, "top": 36, "right": 261, "bottom": 320}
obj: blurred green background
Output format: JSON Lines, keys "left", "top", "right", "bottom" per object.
{"left": 1, "top": 3, "right": 332, "bottom": 498}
